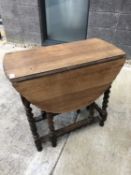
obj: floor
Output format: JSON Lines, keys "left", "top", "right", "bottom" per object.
{"left": 0, "top": 44, "right": 131, "bottom": 175}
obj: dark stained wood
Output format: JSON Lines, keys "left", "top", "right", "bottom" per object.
{"left": 99, "top": 85, "right": 111, "bottom": 126}
{"left": 47, "top": 113, "right": 57, "bottom": 147}
{"left": 102, "top": 85, "right": 111, "bottom": 111}
{"left": 88, "top": 103, "right": 95, "bottom": 122}
{"left": 3, "top": 38, "right": 126, "bottom": 151}
{"left": 50, "top": 116, "right": 98, "bottom": 137}
{"left": 20, "top": 96, "right": 42, "bottom": 151}
{"left": 20, "top": 100, "right": 111, "bottom": 151}
{"left": 41, "top": 111, "right": 47, "bottom": 120}
{"left": 39, "top": 116, "right": 99, "bottom": 143}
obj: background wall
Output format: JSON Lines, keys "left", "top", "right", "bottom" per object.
{"left": 0, "top": 0, "right": 42, "bottom": 45}
{"left": 87, "top": 0, "right": 131, "bottom": 58}
{"left": 0, "top": 0, "right": 131, "bottom": 57}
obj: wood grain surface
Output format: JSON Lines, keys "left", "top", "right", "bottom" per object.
{"left": 13, "top": 58, "right": 125, "bottom": 113}
{"left": 3, "top": 38, "right": 126, "bottom": 113}
{"left": 4, "top": 38, "right": 125, "bottom": 82}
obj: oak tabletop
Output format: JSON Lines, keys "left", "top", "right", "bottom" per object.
{"left": 3, "top": 38, "right": 125, "bottom": 82}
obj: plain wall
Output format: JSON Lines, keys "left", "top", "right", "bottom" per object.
{"left": 87, "top": 0, "right": 131, "bottom": 58}
{"left": 0, "top": 0, "right": 42, "bottom": 45}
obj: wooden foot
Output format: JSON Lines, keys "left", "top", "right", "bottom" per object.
{"left": 47, "top": 113, "right": 57, "bottom": 147}
{"left": 21, "top": 96, "right": 42, "bottom": 151}
{"left": 99, "top": 121, "right": 104, "bottom": 127}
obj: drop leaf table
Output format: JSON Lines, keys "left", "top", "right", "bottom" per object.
{"left": 3, "top": 38, "right": 126, "bottom": 151}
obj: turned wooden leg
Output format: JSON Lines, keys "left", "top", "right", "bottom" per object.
{"left": 41, "top": 111, "right": 47, "bottom": 120}
{"left": 47, "top": 113, "right": 57, "bottom": 147}
{"left": 21, "top": 96, "right": 42, "bottom": 151}
{"left": 102, "top": 85, "right": 111, "bottom": 111}
{"left": 88, "top": 103, "right": 95, "bottom": 122}
{"left": 99, "top": 85, "right": 111, "bottom": 126}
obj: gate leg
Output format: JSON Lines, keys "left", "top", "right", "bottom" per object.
{"left": 88, "top": 103, "right": 95, "bottom": 122}
{"left": 41, "top": 111, "right": 47, "bottom": 120}
{"left": 47, "top": 113, "right": 57, "bottom": 147}
{"left": 21, "top": 96, "right": 42, "bottom": 151}
{"left": 100, "top": 85, "right": 111, "bottom": 126}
